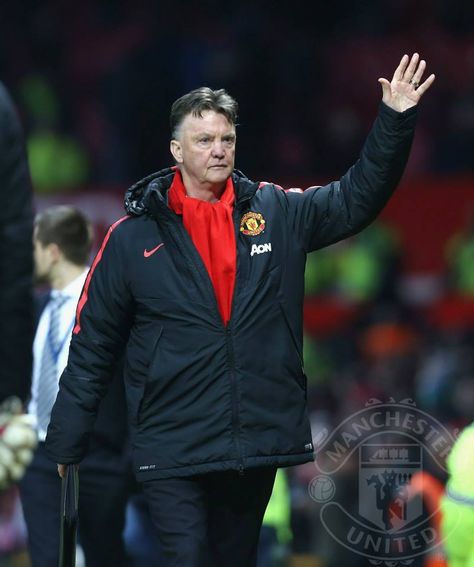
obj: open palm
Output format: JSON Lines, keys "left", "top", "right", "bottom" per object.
{"left": 378, "top": 53, "right": 435, "bottom": 112}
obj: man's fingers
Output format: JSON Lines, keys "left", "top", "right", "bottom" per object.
{"left": 378, "top": 78, "right": 391, "bottom": 100}
{"left": 57, "top": 464, "right": 66, "bottom": 478}
{"left": 411, "top": 59, "right": 426, "bottom": 86}
{"left": 403, "top": 53, "right": 420, "bottom": 82}
{"left": 392, "top": 54, "right": 409, "bottom": 82}
{"left": 415, "top": 73, "right": 436, "bottom": 97}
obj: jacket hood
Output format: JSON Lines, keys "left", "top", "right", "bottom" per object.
{"left": 124, "top": 167, "right": 259, "bottom": 216}
{"left": 124, "top": 167, "right": 175, "bottom": 216}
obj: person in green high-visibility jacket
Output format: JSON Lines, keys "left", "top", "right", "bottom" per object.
{"left": 258, "top": 469, "right": 292, "bottom": 567}
{"left": 441, "top": 423, "right": 474, "bottom": 567}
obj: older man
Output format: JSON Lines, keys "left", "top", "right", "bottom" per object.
{"left": 46, "top": 54, "right": 434, "bottom": 566}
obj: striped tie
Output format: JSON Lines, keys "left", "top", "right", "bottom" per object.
{"left": 37, "top": 294, "right": 69, "bottom": 433}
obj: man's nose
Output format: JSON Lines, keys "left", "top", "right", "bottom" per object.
{"left": 211, "top": 141, "right": 225, "bottom": 157}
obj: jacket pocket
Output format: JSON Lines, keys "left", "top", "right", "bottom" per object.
{"left": 146, "top": 326, "right": 164, "bottom": 381}
{"left": 278, "top": 302, "right": 307, "bottom": 396}
{"left": 133, "top": 326, "right": 163, "bottom": 424}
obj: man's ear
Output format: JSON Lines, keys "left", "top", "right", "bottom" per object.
{"left": 170, "top": 139, "right": 183, "bottom": 163}
{"left": 48, "top": 242, "right": 62, "bottom": 263}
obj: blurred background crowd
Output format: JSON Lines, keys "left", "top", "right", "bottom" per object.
{"left": 0, "top": 0, "right": 473, "bottom": 566}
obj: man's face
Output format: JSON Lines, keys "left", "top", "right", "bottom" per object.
{"left": 170, "top": 110, "right": 236, "bottom": 190}
{"left": 33, "top": 229, "right": 55, "bottom": 284}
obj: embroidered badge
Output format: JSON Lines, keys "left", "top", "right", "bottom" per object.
{"left": 240, "top": 212, "right": 266, "bottom": 236}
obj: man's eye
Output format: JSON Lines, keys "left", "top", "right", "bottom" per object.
{"left": 199, "top": 138, "right": 210, "bottom": 144}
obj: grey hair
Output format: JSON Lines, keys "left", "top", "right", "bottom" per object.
{"left": 170, "top": 87, "right": 238, "bottom": 140}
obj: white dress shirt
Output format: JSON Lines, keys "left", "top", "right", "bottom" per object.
{"left": 29, "top": 269, "right": 89, "bottom": 441}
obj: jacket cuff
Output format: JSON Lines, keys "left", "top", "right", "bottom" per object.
{"left": 378, "top": 101, "right": 417, "bottom": 129}
{"left": 380, "top": 99, "right": 417, "bottom": 116}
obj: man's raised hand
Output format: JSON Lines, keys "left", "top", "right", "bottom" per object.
{"left": 378, "top": 53, "right": 435, "bottom": 112}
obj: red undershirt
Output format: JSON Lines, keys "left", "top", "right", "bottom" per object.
{"left": 168, "top": 170, "right": 236, "bottom": 325}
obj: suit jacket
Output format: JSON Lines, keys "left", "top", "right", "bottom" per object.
{"left": 36, "top": 292, "right": 129, "bottom": 459}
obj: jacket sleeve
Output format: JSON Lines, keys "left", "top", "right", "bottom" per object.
{"left": 0, "top": 83, "right": 34, "bottom": 403}
{"left": 283, "top": 102, "right": 417, "bottom": 253}
{"left": 45, "top": 218, "right": 133, "bottom": 463}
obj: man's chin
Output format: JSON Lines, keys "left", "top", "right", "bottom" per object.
{"left": 208, "top": 167, "right": 231, "bottom": 181}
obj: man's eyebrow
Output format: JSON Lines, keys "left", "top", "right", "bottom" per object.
{"left": 191, "top": 131, "right": 213, "bottom": 138}
{"left": 191, "top": 131, "right": 236, "bottom": 139}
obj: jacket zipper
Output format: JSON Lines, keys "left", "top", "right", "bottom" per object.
{"left": 226, "top": 197, "right": 254, "bottom": 475}
{"left": 225, "top": 327, "right": 244, "bottom": 475}
{"left": 160, "top": 200, "right": 253, "bottom": 475}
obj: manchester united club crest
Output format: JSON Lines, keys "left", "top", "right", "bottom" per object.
{"left": 240, "top": 212, "right": 266, "bottom": 236}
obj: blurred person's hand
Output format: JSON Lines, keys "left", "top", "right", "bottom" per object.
{"left": 0, "top": 398, "right": 37, "bottom": 489}
{"left": 378, "top": 53, "right": 435, "bottom": 112}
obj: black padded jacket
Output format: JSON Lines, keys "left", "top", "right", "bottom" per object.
{"left": 46, "top": 103, "right": 417, "bottom": 481}
{"left": 0, "top": 83, "right": 34, "bottom": 403}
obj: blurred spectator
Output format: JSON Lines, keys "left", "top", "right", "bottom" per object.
{"left": 258, "top": 469, "right": 292, "bottom": 567}
{"left": 441, "top": 422, "right": 474, "bottom": 567}
{"left": 19, "top": 74, "right": 89, "bottom": 193}
{"left": 305, "top": 249, "right": 337, "bottom": 296}
{"left": 19, "top": 206, "right": 130, "bottom": 567}
{"left": 446, "top": 211, "right": 474, "bottom": 296}
{"left": 0, "top": 82, "right": 34, "bottom": 403}
{"left": 333, "top": 222, "right": 401, "bottom": 302}
{"left": 0, "top": 80, "right": 37, "bottom": 567}
{"left": 305, "top": 222, "right": 400, "bottom": 302}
